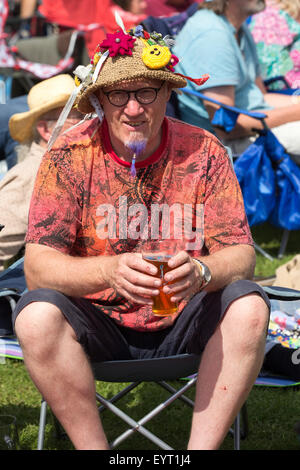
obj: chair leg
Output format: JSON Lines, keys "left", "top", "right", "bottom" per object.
{"left": 240, "top": 402, "right": 249, "bottom": 440}
{"left": 254, "top": 242, "right": 274, "bottom": 261}
{"left": 96, "top": 391, "right": 174, "bottom": 450}
{"left": 233, "top": 412, "right": 241, "bottom": 450}
{"left": 157, "top": 381, "right": 195, "bottom": 407}
{"left": 96, "top": 376, "right": 198, "bottom": 450}
{"left": 97, "top": 382, "right": 141, "bottom": 413}
{"left": 278, "top": 229, "right": 290, "bottom": 259}
{"left": 37, "top": 398, "right": 47, "bottom": 450}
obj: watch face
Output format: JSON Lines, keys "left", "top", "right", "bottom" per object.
{"left": 201, "top": 262, "right": 211, "bottom": 284}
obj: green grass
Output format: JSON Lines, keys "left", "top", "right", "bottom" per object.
{"left": 0, "top": 222, "right": 299, "bottom": 450}
{"left": 252, "top": 223, "right": 300, "bottom": 278}
{"left": 1, "top": 360, "right": 300, "bottom": 450}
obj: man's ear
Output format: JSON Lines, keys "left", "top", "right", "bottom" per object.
{"left": 166, "top": 84, "right": 173, "bottom": 102}
{"left": 36, "top": 120, "right": 52, "bottom": 143}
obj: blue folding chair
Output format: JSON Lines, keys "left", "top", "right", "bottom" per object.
{"left": 179, "top": 87, "right": 300, "bottom": 259}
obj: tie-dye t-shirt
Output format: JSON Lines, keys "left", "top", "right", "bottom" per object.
{"left": 26, "top": 116, "right": 253, "bottom": 331}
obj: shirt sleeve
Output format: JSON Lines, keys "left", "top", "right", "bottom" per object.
{"left": 25, "top": 144, "right": 83, "bottom": 254}
{"left": 175, "top": 26, "right": 241, "bottom": 89}
{"left": 202, "top": 137, "right": 254, "bottom": 254}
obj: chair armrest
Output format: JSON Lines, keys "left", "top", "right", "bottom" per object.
{"left": 180, "top": 87, "right": 267, "bottom": 132}
{"left": 264, "top": 75, "right": 291, "bottom": 89}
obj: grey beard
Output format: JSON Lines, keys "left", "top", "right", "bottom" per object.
{"left": 124, "top": 132, "right": 148, "bottom": 159}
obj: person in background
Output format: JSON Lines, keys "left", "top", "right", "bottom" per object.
{"left": 0, "top": 74, "right": 81, "bottom": 271}
{"left": 146, "top": 0, "right": 201, "bottom": 17}
{"left": 17, "top": 0, "right": 38, "bottom": 38}
{"left": 173, "top": 0, "right": 300, "bottom": 165}
{"left": 37, "top": 0, "right": 146, "bottom": 58}
{"left": 112, "top": 0, "right": 148, "bottom": 16}
{"left": 249, "top": 0, "right": 300, "bottom": 89}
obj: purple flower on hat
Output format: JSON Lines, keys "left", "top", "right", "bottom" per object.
{"left": 134, "top": 25, "right": 144, "bottom": 37}
{"left": 100, "top": 30, "right": 136, "bottom": 57}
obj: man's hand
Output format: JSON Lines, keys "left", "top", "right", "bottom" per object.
{"left": 100, "top": 252, "right": 163, "bottom": 305}
{"left": 160, "top": 251, "right": 203, "bottom": 303}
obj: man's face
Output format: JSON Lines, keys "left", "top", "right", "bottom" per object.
{"left": 98, "top": 79, "right": 171, "bottom": 160}
{"left": 129, "top": 0, "right": 147, "bottom": 15}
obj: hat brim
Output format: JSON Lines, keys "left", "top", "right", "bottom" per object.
{"left": 77, "top": 69, "right": 186, "bottom": 114}
{"left": 9, "top": 93, "right": 71, "bottom": 143}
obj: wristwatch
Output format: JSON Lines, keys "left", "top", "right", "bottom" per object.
{"left": 193, "top": 258, "right": 212, "bottom": 289}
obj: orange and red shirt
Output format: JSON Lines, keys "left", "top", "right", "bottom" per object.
{"left": 26, "top": 117, "right": 253, "bottom": 331}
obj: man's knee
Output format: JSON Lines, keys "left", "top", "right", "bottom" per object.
{"left": 15, "top": 300, "right": 68, "bottom": 353}
{"left": 223, "top": 293, "right": 270, "bottom": 345}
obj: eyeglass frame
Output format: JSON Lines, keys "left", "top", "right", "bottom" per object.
{"left": 102, "top": 81, "right": 165, "bottom": 107}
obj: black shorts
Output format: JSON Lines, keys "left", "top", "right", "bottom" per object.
{"left": 12, "top": 280, "right": 270, "bottom": 362}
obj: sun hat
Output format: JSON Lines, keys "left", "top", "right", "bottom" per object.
{"left": 9, "top": 74, "right": 75, "bottom": 143}
{"left": 74, "top": 17, "right": 209, "bottom": 114}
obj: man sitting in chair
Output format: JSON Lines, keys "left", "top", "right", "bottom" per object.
{"left": 12, "top": 24, "right": 270, "bottom": 450}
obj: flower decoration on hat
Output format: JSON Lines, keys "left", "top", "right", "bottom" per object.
{"left": 99, "top": 30, "right": 136, "bottom": 57}
{"left": 166, "top": 54, "right": 179, "bottom": 72}
{"left": 133, "top": 25, "right": 145, "bottom": 38}
{"left": 73, "top": 64, "right": 93, "bottom": 87}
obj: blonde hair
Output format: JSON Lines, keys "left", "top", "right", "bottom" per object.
{"left": 274, "top": 0, "right": 300, "bottom": 19}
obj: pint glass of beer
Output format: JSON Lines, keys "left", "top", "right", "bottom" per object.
{"left": 142, "top": 240, "right": 178, "bottom": 316}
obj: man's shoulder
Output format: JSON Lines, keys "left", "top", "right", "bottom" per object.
{"left": 167, "top": 117, "right": 229, "bottom": 167}
{"left": 183, "top": 9, "right": 228, "bottom": 35}
{"left": 52, "top": 117, "right": 100, "bottom": 150}
{"left": 167, "top": 116, "right": 223, "bottom": 146}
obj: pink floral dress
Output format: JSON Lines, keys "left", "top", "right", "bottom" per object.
{"left": 249, "top": 4, "right": 300, "bottom": 89}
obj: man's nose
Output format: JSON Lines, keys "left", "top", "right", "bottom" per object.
{"left": 124, "top": 94, "right": 144, "bottom": 114}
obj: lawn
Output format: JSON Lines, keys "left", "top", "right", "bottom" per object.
{"left": 0, "top": 222, "right": 299, "bottom": 451}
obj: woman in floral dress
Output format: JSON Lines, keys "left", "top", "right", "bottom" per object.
{"left": 249, "top": 0, "right": 300, "bottom": 89}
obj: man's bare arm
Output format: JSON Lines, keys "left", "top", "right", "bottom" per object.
{"left": 165, "top": 244, "right": 256, "bottom": 302}
{"left": 196, "top": 244, "right": 256, "bottom": 293}
{"left": 201, "top": 85, "right": 300, "bottom": 140}
{"left": 24, "top": 243, "right": 161, "bottom": 304}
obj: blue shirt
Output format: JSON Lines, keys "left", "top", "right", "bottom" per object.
{"left": 173, "top": 9, "right": 271, "bottom": 131}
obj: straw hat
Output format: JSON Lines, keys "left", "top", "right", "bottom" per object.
{"left": 75, "top": 27, "right": 192, "bottom": 114}
{"left": 9, "top": 74, "right": 75, "bottom": 143}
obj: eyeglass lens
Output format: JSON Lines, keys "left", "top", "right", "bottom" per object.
{"left": 106, "top": 86, "right": 161, "bottom": 106}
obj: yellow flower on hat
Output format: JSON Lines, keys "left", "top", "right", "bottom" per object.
{"left": 94, "top": 54, "right": 100, "bottom": 66}
{"left": 142, "top": 44, "right": 172, "bottom": 70}
{"left": 75, "top": 76, "right": 81, "bottom": 87}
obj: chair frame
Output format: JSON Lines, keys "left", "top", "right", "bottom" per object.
{"left": 37, "top": 354, "right": 248, "bottom": 450}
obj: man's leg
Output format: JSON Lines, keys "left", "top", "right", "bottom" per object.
{"left": 15, "top": 301, "right": 109, "bottom": 450}
{"left": 188, "top": 293, "right": 269, "bottom": 450}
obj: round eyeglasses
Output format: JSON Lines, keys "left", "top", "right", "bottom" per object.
{"left": 103, "top": 82, "right": 165, "bottom": 107}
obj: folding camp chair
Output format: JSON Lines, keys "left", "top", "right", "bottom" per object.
{"left": 0, "top": 258, "right": 246, "bottom": 450}
{"left": 37, "top": 353, "right": 247, "bottom": 450}
{"left": 0, "top": 0, "right": 103, "bottom": 99}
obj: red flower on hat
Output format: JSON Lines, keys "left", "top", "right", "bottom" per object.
{"left": 100, "top": 31, "right": 136, "bottom": 57}
{"left": 166, "top": 54, "right": 179, "bottom": 72}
